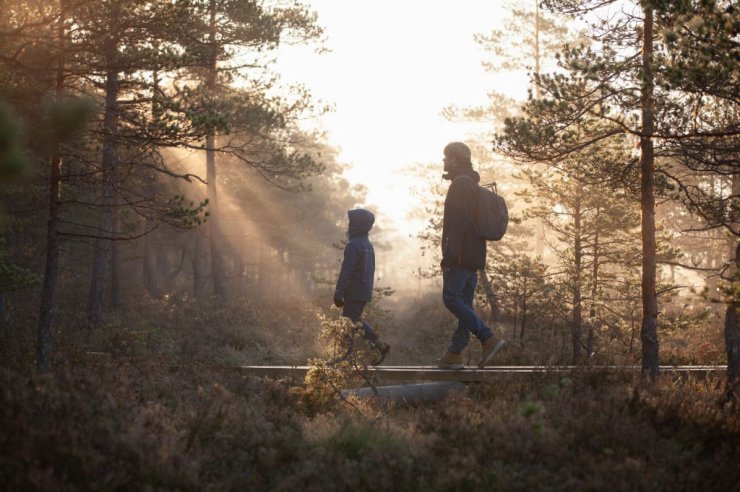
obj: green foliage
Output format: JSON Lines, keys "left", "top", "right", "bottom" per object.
{"left": 301, "top": 314, "right": 384, "bottom": 414}
{"left": 43, "top": 96, "right": 96, "bottom": 143}
{"left": 315, "top": 417, "right": 408, "bottom": 462}
{"left": 489, "top": 253, "right": 550, "bottom": 332}
{"left": 166, "top": 194, "right": 209, "bottom": 229}
{"left": 474, "top": 0, "right": 575, "bottom": 80}
{"left": 657, "top": 0, "right": 739, "bottom": 100}
{"left": 514, "top": 0, "right": 740, "bottom": 237}
{"left": 0, "top": 103, "right": 27, "bottom": 178}
{"left": 0, "top": 239, "right": 39, "bottom": 292}
{"left": 494, "top": 0, "right": 738, "bottom": 372}
{"left": 167, "top": 0, "right": 326, "bottom": 189}
{"left": 0, "top": 105, "right": 37, "bottom": 293}
{"left": 0, "top": 95, "right": 93, "bottom": 177}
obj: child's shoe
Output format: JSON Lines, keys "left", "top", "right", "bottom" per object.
{"left": 371, "top": 339, "right": 391, "bottom": 365}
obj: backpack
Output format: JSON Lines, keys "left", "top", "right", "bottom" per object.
{"left": 456, "top": 175, "right": 508, "bottom": 241}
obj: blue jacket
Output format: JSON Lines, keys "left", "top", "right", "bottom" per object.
{"left": 441, "top": 166, "right": 486, "bottom": 271}
{"left": 334, "top": 209, "right": 375, "bottom": 302}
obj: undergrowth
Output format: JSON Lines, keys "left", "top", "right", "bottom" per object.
{"left": 1, "top": 294, "right": 737, "bottom": 490}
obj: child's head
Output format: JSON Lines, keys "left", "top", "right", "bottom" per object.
{"left": 347, "top": 209, "right": 374, "bottom": 237}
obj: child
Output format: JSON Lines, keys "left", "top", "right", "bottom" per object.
{"left": 333, "top": 208, "right": 390, "bottom": 364}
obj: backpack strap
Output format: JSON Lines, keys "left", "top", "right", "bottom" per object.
{"left": 452, "top": 174, "right": 481, "bottom": 222}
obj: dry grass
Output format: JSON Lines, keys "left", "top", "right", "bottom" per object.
{"left": 1, "top": 294, "right": 737, "bottom": 490}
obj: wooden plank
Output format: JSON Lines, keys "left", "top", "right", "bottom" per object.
{"left": 237, "top": 365, "right": 727, "bottom": 383}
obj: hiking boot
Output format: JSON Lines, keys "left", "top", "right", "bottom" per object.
{"left": 437, "top": 351, "right": 464, "bottom": 369}
{"left": 478, "top": 337, "right": 506, "bottom": 368}
{"left": 371, "top": 340, "right": 391, "bottom": 365}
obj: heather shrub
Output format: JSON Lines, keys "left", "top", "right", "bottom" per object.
{"left": 1, "top": 355, "right": 739, "bottom": 490}
{"left": 284, "top": 415, "right": 421, "bottom": 492}
{"left": 299, "top": 314, "right": 385, "bottom": 414}
{"left": 1, "top": 281, "right": 738, "bottom": 491}
{"left": 0, "top": 364, "right": 309, "bottom": 490}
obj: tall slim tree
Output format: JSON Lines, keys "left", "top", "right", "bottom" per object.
{"left": 75, "top": 0, "right": 209, "bottom": 325}
{"left": 639, "top": 2, "right": 659, "bottom": 377}
{"left": 444, "top": 1, "right": 579, "bottom": 270}
{"left": 497, "top": 0, "right": 737, "bottom": 377}
{"left": 1, "top": 0, "right": 208, "bottom": 367}
{"left": 174, "top": 0, "right": 324, "bottom": 300}
{"left": 474, "top": 0, "right": 572, "bottom": 99}
{"left": 0, "top": 0, "right": 103, "bottom": 368}
{"left": 657, "top": 0, "right": 739, "bottom": 393}
{"left": 37, "top": 0, "right": 68, "bottom": 371}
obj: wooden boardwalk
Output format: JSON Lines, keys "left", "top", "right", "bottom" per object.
{"left": 238, "top": 365, "right": 726, "bottom": 383}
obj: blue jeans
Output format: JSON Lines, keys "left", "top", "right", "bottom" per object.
{"left": 443, "top": 266, "right": 493, "bottom": 354}
{"left": 342, "top": 299, "right": 378, "bottom": 341}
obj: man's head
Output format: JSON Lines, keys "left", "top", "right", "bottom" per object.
{"left": 443, "top": 141, "right": 472, "bottom": 173}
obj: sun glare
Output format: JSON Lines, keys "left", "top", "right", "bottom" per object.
{"left": 275, "top": 0, "right": 528, "bottom": 240}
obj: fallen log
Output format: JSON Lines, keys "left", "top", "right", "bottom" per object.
{"left": 341, "top": 381, "right": 465, "bottom": 405}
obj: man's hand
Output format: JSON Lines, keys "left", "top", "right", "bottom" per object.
{"left": 333, "top": 297, "right": 344, "bottom": 308}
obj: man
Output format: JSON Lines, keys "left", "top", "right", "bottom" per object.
{"left": 438, "top": 141, "right": 505, "bottom": 369}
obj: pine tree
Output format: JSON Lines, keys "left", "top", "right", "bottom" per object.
{"left": 497, "top": 0, "right": 738, "bottom": 376}
{"left": 171, "top": 0, "right": 325, "bottom": 300}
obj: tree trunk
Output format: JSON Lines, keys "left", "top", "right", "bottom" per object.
{"left": 258, "top": 243, "right": 268, "bottom": 295}
{"left": 206, "top": 0, "right": 227, "bottom": 300}
{"left": 143, "top": 219, "right": 161, "bottom": 298}
{"left": 143, "top": 70, "right": 162, "bottom": 299}
{"left": 206, "top": 133, "right": 227, "bottom": 298}
{"left": 520, "top": 292, "right": 527, "bottom": 344}
{"left": 533, "top": 0, "right": 541, "bottom": 101}
{"left": 478, "top": 269, "right": 501, "bottom": 322}
{"left": 0, "top": 292, "right": 7, "bottom": 348}
{"left": 88, "top": 60, "right": 119, "bottom": 328}
{"left": 511, "top": 296, "right": 518, "bottom": 342}
{"left": 110, "top": 202, "right": 122, "bottom": 308}
{"left": 724, "top": 173, "right": 740, "bottom": 401}
{"left": 36, "top": 0, "right": 66, "bottom": 371}
{"left": 532, "top": 0, "right": 547, "bottom": 259}
{"left": 588, "top": 206, "right": 601, "bottom": 357}
{"left": 724, "top": 243, "right": 739, "bottom": 400}
{"left": 192, "top": 227, "right": 208, "bottom": 298}
{"left": 572, "top": 191, "right": 583, "bottom": 364}
{"left": 639, "top": 5, "right": 659, "bottom": 378}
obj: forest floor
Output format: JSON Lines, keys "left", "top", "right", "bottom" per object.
{"left": 1, "top": 296, "right": 738, "bottom": 491}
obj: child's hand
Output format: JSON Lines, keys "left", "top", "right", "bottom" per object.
{"left": 333, "top": 297, "right": 344, "bottom": 308}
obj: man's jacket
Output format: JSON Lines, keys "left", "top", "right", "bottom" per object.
{"left": 335, "top": 209, "right": 375, "bottom": 302}
{"left": 441, "top": 166, "right": 486, "bottom": 271}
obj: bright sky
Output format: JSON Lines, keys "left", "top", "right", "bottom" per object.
{"left": 276, "top": 0, "right": 530, "bottom": 234}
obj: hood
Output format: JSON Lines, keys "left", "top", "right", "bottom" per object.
{"left": 444, "top": 165, "right": 480, "bottom": 183}
{"left": 348, "top": 208, "right": 375, "bottom": 237}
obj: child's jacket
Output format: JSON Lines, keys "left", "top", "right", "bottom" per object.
{"left": 334, "top": 209, "right": 375, "bottom": 302}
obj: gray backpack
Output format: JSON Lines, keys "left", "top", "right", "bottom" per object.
{"left": 457, "top": 175, "right": 508, "bottom": 241}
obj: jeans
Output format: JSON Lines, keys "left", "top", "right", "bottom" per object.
{"left": 342, "top": 299, "right": 378, "bottom": 342}
{"left": 443, "top": 266, "right": 493, "bottom": 354}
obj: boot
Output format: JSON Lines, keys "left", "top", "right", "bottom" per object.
{"left": 478, "top": 337, "right": 506, "bottom": 368}
{"left": 437, "top": 351, "right": 464, "bottom": 370}
{"left": 371, "top": 339, "right": 391, "bottom": 365}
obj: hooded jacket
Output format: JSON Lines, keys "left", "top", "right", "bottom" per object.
{"left": 334, "top": 209, "right": 375, "bottom": 302}
{"left": 441, "top": 166, "right": 486, "bottom": 271}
